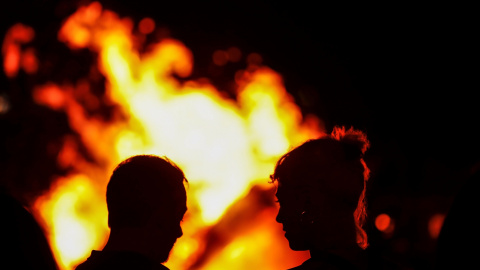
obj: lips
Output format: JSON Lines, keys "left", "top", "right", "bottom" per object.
{"left": 283, "top": 228, "right": 298, "bottom": 240}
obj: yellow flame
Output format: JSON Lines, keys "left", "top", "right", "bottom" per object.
{"left": 34, "top": 175, "right": 109, "bottom": 270}
{"left": 30, "top": 2, "right": 323, "bottom": 269}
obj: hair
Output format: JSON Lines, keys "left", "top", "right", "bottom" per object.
{"left": 270, "top": 126, "right": 370, "bottom": 249}
{"left": 106, "top": 155, "right": 187, "bottom": 229}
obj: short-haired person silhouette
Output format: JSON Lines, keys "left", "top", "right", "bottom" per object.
{"left": 271, "top": 126, "right": 371, "bottom": 270}
{"left": 76, "top": 155, "right": 188, "bottom": 270}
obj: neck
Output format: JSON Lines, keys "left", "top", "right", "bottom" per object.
{"left": 308, "top": 214, "right": 367, "bottom": 269}
{"left": 310, "top": 245, "right": 366, "bottom": 270}
{"left": 103, "top": 228, "right": 146, "bottom": 255}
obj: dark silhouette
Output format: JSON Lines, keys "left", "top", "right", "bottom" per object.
{"left": 270, "top": 126, "right": 371, "bottom": 270}
{"left": 434, "top": 166, "right": 480, "bottom": 269}
{"left": 75, "top": 155, "right": 188, "bottom": 270}
{"left": 0, "top": 189, "right": 59, "bottom": 270}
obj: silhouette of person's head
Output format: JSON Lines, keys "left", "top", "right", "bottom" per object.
{"left": 104, "top": 154, "right": 188, "bottom": 264}
{"left": 1, "top": 189, "right": 59, "bottom": 270}
{"left": 271, "top": 126, "right": 370, "bottom": 268}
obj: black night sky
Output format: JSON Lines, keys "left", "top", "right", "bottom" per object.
{"left": 1, "top": 1, "right": 478, "bottom": 269}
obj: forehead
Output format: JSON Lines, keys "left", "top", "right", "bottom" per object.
{"left": 275, "top": 184, "right": 308, "bottom": 199}
{"left": 168, "top": 185, "right": 187, "bottom": 207}
{"left": 275, "top": 162, "right": 331, "bottom": 192}
{"left": 151, "top": 182, "right": 186, "bottom": 205}
{"left": 153, "top": 193, "right": 187, "bottom": 220}
{"left": 176, "top": 188, "right": 187, "bottom": 211}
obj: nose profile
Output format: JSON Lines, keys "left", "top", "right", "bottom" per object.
{"left": 176, "top": 225, "right": 183, "bottom": 238}
{"left": 276, "top": 207, "right": 284, "bottom": 224}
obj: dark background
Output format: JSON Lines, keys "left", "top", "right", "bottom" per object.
{"left": 1, "top": 1, "right": 477, "bottom": 269}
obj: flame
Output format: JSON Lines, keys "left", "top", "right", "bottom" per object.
{"left": 34, "top": 175, "right": 109, "bottom": 269}
{"left": 1, "top": 23, "right": 36, "bottom": 77}
{"left": 428, "top": 213, "right": 446, "bottom": 239}
{"left": 6, "top": 1, "right": 324, "bottom": 269}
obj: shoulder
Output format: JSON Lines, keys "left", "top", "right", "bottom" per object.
{"left": 75, "top": 250, "right": 169, "bottom": 270}
{"left": 288, "top": 258, "right": 355, "bottom": 270}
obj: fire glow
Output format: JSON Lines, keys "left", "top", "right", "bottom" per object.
{"left": 4, "top": 2, "right": 323, "bottom": 269}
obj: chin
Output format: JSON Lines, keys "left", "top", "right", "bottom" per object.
{"left": 286, "top": 237, "right": 309, "bottom": 251}
{"left": 153, "top": 248, "right": 172, "bottom": 264}
{"left": 288, "top": 242, "right": 309, "bottom": 251}
{"left": 154, "top": 240, "right": 177, "bottom": 263}
{"left": 157, "top": 253, "right": 169, "bottom": 264}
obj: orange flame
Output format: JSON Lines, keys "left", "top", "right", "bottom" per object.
{"left": 6, "top": 1, "right": 324, "bottom": 269}
{"left": 1, "top": 23, "right": 36, "bottom": 77}
{"left": 428, "top": 213, "right": 445, "bottom": 239}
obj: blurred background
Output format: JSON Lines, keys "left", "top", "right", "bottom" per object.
{"left": 1, "top": 1, "right": 477, "bottom": 269}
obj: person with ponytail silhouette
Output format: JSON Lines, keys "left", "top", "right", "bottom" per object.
{"left": 271, "top": 126, "right": 372, "bottom": 270}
